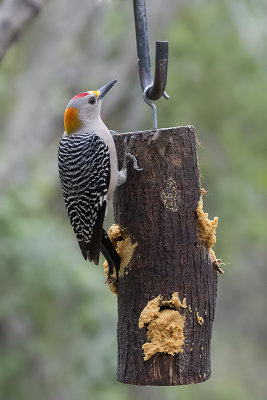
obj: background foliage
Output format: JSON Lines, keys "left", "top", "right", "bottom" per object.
{"left": 0, "top": 0, "right": 266, "bottom": 399}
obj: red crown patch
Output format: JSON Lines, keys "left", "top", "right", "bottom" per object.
{"left": 72, "top": 92, "right": 88, "bottom": 100}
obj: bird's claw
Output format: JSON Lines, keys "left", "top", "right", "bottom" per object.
{"left": 118, "top": 135, "right": 142, "bottom": 186}
{"left": 105, "top": 275, "right": 118, "bottom": 293}
{"left": 123, "top": 135, "right": 142, "bottom": 172}
{"left": 125, "top": 153, "right": 143, "bottom": 171}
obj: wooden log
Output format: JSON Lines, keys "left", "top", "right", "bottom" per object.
{"left": 113, "top": 126, "right": 218, "bottom": 386}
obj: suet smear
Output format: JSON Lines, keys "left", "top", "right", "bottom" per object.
{"left": 196, "top": 312, "right": 204, "bottom": 325}
{"left": 104, "top": 224, "right": 137, "bottom": 294}
{"left": 139, "top": 293, "right": 186, "bottom": 361}
{"left": 196, "top": 188, "right": 224, "bottom": 274}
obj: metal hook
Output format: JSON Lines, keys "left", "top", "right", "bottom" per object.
{"left": 143, "top": 84, "right": 158, "bottom": 129}
{"left": 133, "top": 0, "right": 169, "bottom": 128}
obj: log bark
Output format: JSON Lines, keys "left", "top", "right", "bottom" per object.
{"left": 113, "top": 126, "right": 218, "bottom": 386}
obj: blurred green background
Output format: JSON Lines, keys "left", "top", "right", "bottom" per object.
{"left": 0, "top": 0, "right": 266, "bottom": 399}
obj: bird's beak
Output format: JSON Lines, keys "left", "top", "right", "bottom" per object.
{"left": 98, "top": 80, "right": 117, "bottom": 100}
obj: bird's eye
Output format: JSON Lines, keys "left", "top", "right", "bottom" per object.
{"left": 88, "top": 97, "right": 96, "bottom": 105}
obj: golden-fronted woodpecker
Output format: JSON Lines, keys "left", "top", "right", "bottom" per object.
{"left": 58, "top": 80, "right": 141, "bottom": 278}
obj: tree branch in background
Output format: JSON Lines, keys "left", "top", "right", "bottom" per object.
{"left": 0, "top": 0, "right": 48, "bottom": 62}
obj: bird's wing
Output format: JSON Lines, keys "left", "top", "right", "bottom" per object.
{"left": 58, "top": 133, "right": 110, "bottom": 264}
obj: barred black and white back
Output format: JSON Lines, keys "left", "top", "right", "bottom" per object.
{"left": 58, "top": 132, "right": 110, "bottom": 264}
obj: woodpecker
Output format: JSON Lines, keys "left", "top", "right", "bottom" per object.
{"left": 58, "top": 80, "right": 141, "bottom": 278}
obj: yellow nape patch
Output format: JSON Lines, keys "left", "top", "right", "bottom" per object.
{"left": 90, "top": 90, "right": 100, "bottom": 98}
{"left": 64, "top": 107, "right": 82, "bottom": 135}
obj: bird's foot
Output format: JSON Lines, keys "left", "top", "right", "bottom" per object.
{"left": 105, "top": 274, "right": 118, "bottom": 293}
{"left": 118, "top": 135, "right": 142, "bottom": 186}
{"left": 212, "top": 258, "right": 224, "bottom": 275}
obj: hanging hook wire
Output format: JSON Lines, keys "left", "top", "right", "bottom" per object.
{"left": 133, "top": 0, "right": 169, "bottom": 128}
{"left": 143, "top": 84, "right": 158, "bottom": 129}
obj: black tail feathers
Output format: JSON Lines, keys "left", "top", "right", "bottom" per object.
{"left": 101, "top": 229, "right": 121, "bottom": 277}
{"left": 78, "top": 227, "right": 120, "bottom": 278}
{"left": 78, "top": 240, "right": 88, "bottom": 260}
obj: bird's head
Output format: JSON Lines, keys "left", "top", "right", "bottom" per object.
{"left": 64, "top": 80, "right": 116, "bottom": 135}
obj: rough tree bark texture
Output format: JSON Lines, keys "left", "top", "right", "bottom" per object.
{"left": 113, "top": 126, "right": 218, "bottom": 386}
